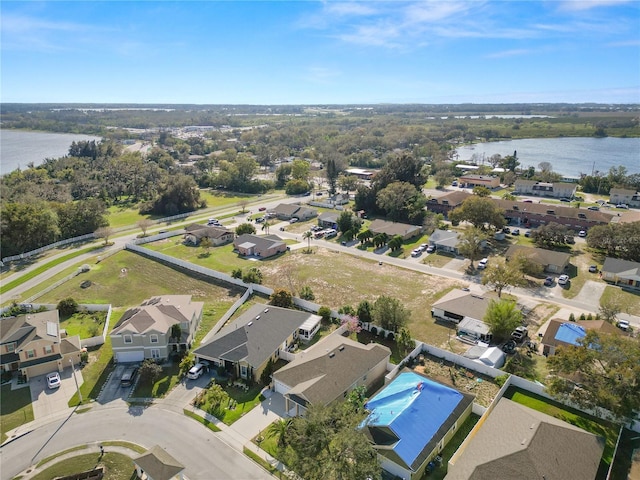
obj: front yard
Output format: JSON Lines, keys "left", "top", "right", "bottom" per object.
{"left": 133, "top": 362, "right": 182, "bottom": 398}
{"left": 0, "top": 384, "right": 34, "bottom": 444}
{"left": 193, "top": 380, "right": 264, "bottom": 425}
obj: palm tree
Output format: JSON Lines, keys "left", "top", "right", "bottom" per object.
{"left": 265, "top": 418, "right": 293, "bottom": 448}
{"left": 303, "top": 230, "right": 313, "bottom": 251}
{"left": 262, "top": 220, "right": 272, "bottom": 235}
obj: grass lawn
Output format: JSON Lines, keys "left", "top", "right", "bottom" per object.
{"left": 0, "top": 384, "right": 34, "bottom": 444}
{"left": 133, "top": 362, "right": 181, "bottom": 398}
{"left": 60, "top": 311, "right": 108, "bottom": 339}
{"left": 600, "top": 285, "right": 640, "bottom": 315}
{"left": 504, "top": 386, "right": 619, "bottom": 479}
{"left": 422, "top": 251, "right": 457, "bottom": 268}
{"left": 30, "top": 452, "right": 135, "bottom": 480}
{"left": 356, "top": 329, "right": 405, "bottom": 364}
{"left": 425, "top": 414, "right": 480, "bottom": 480}
{"left": 183, "top": 408, "right": 222, "bottom": 432}
{"left": 197, "top": 383, "right": 265, "bottom": 426}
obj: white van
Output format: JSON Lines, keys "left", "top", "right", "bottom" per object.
{"left": 477, "top": 258, "right": 489, "bottom": 269}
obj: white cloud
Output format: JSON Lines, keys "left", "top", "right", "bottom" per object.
{"left": 485, "top": 49, "right": 533, "bottom": 59}
{"left": 556, "top": 0, "right": 634, "bottom": 12}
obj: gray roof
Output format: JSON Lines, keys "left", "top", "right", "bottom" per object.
{"left": 432, "top": 290, "right": 492, "bottom": 320}
{"left": 318, "top": 211, "right": 339, "bottom": 223}
{"left": 369, "top": 219, "right": 421, "bottom": 237}
{"left": 112, "top": 295, "right": 203, "bottom": 336}
{"left": 233, "top": 234, "right": 284, "bottom": 251}
{"left": 602, "top": 257, "right": 640, "bottom": 276}
{"left": 273, "top": 336, "right": 390, "bottom": 407}
{"left": 429, "top": 230, "right": 460, "bottom": 248}
{"left": 134, "top": 445, "right": 184, "bottom": 480}
{"left": 194, "top": 304, "right": 314, "bottom": 369}
{"left": 445, "top": 398, "right": 604, "bottom": 480}
{"left": 185, "top": 225, "right": 232, "bottom": 240}
{"left": 505, "top": 245, "right": 571, "bottom": 268}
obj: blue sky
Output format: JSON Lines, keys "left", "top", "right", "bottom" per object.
{"left": 2, "top": 1, "right": 639, "bottom": 104}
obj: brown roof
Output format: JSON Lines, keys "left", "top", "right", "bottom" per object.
{"left": 432, "top": 290, "right": 492, "bottom": 320}
{"left": 429, "top": 191, "right": 472, "bottom": 207}
{"left": 112, "top": 295, "right": 203, "bottom": 336}
{"left": 134, "top": 445, "right": 184, "bottom": 480}
{"left": 369, "top": 219, "right": 421, "bottom": 237}
{"left": 273, "top": 336, "right": 390, "bottom": 407}
{"left": 445, "top": 398, "right": 604, "bottom": 480}
{"left": 185, "top": 225, "right": 232, "bottom": 240}
{"left": 493, "top": 198, "right": 615, "bottom": 224}
{"left": 505, "top": 245, "right": 571, "bottom": 268}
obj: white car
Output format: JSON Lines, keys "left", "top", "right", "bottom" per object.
{"left": 411, "top": 249, "right": 422, "bottom": 257}
{"left": 289, "top": 217, "right": 299, "bottom": 224}
{"left": 578, "top": 230, "right": 587, "bottom": 237}
{"left": 477, "top": 258, "right": 489, "bottom": 269}
{"left": 557, "top": 274, "right": 570, "bottom": 286}
{"left": 47, "top": 372, "right": 61, "bottom": 389}
{"left": 616, "top": 320, "right": 630, "bottom": 331}
{"left": 187, "top": 362, "right": 206, "bottom": 380}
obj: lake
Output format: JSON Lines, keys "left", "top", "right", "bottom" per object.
{"left": 454, "top": 137, "right": 640, "bottom": 177}
{"left": 0, "top": 130, "right": 103, "bottom": 174}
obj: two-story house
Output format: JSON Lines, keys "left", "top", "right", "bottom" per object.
{"left": 1, "top": 310, "right": 82, "bottom": 380}
{"left": 110, "top": 295, "right": 203, "bottom": 363}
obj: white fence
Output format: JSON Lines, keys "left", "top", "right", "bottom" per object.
{"left": 2, "top": 233, "right": 96, "bottom": 264}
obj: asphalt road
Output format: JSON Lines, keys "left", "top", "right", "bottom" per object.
{"left": 1, "top": 405, "right": 272, "bottom": 480}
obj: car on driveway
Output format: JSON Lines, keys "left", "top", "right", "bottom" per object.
{"left": 289, "top": 217, "right": 299, "bottom": 224}
{"left": 120, "top": 366, "right": 139, "bottom": 387}
{"left": 411, "top": 249, "right": 422, "bottom": 257}
{"left": 426, "top": 245, "right": 435, "bottom": 253}
{"left": 47, "top": 372, "right": 61, "bottom": 389}
{"left": 187, "top": 362, "right": 207, "bottom": 380}
{"left": 524, "top": 230, "right": 531, "bottom": 237}
{"left": 578, "top": 230, "right": 587, "bottom": 237}
{"left": 616, "top": 320, "right": 630, "bottom": 331}
{"left": 589, "top": 265, "right": 598, "bottom": 273}
{"left": 477, "top": 258, "right": 488, "bottom": 269}
{"left": 512, "top": 228, "right": 520, "bottom": 236}
{"left": 544, "top": 276, "right": 553, "bottom": 286}
{"left": 557, "top": 274, "right": 570, "bottom": 286}
{"left": 588, "top": 206, "right": 600, "bottom": 211}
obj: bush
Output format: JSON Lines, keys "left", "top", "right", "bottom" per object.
{"left": 586, "top": 313, "right": 593, "bottom": 320}
{"left": 242, "top": 267, "right": 263, "bottom": 284}
{"left": 318, "top": 306, "right": 331, "bottom": 322}
{"left": 579, "top": 313, "right": 586, "bottom": 321}
{"left": 370, "top": 326, "right": 378, "bottom": 335}
{"left": 57, "top": 298, "right": 79, "bottom": 316}
{"left": 495, "top": 374, "right": 510, "bottom": 387}
{"left": 231, "top": 268, "right": 243, "bottom": 279}
{"left": 569, "top": 313, "right": 576, "bottom": 322}
{"left": 386, "top": 332, "right": 395, "bottom": 341}
{"left": 270, "top": 289, "right": 294, "bottom": 308}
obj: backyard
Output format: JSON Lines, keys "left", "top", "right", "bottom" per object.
{"left": 60, "top": 310, "right": 108, "bottom": 339}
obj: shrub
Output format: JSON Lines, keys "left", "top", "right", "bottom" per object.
{"left": 370, "top": 326, "right": 378, "bottom": 335}
{"left": 231, "top": 268, "right": 243, "bottom": 279}
{"left": 586, "top": 313, "right": 593, "bottom": 320}
{"left": 317, "top": 306, "right": 331, "bottom": 323}
{"left": 242, "top": 267, "right": 263, "bottom": 284}
{"left": 579, "top": 313, "right": 586, "bottom": 321}
{"left": 80, "top": 351, "right": 89, "bottom": 363}
{"left": 57, "top": 298, "right": 79, "bottom": 316}
{"left": 495, "top": 374, "right": 510, "bottom": 387}
{"left": 270, "top": 289, "right": 294, "bottom": 308}
{"left": 568, "top": 313, "right": 576, "bottom": 322}
{"left": 386, "top": 331, "right": 395, "bottom": 341}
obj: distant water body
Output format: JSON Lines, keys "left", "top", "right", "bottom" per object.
{"left": 1, "top": 130, "right": 103, "bottom": 174}
{"left": 455, "top": 137, "right": 640, "bottom": 177}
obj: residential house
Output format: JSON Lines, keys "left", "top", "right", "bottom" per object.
{"left": 428, "top": 230, "right": 462, "bottom": 255}
{"left": 0, "top": 310, "right": 82, "bottom": 380}
{"left": 505, "top": 245, "right": 571, "bottom": 274}
{"left": 431, "top": 290, "right": 492, "bottom": 325}
{"left": 326, "top": 193, "right": 350, "bottom": 205}
{"left": 111, "top": 295, "right": 203, "bottom": 363}
{"left": 541, "top": 319, "right": 620, "bottom": 356}
{"left": 317, "top": 211, "right": 340, "bottom": 229}
{"left": 194, "top": 305, "right": 321, "bottom": 383}
{"left": 269, "top": 203, "right": 317, "bottom": 221}
{"left": 233, "top": 234, "right": 286, "bottom": 258}
{"left": 459, "top": 175, "right": 500, "bottom": 189}
{"left": 456, "top": 317, "right": 492, "bottom": 344}
{"left": 362, "top": 371, "right": 474, "bottom": 480}
{"left": 514, "top": 180, "right": 577, "bottom": 199}
{"left": 345, "top": 167, "right": 376, "bottom": 180}
{"left": 133, "top": 445, "right": 185, "bottom": 480}
{"left": 601, "top": 257, "right": 640, "bottom": 290}
{"left": 445, "top": 398, "right": 604, "bottom": 480}
{"left": 426, "top": 191, "right": 472, "bottom": 217}
{"left": 183, "top": 224, "right": 234, "bottom": 246}
{"left": 273, "top": 335, "right": 391, "bottom": 416}
{"left": 492, "top": 198, "right": 615, "bottom": 232}
{"left": 369, "top": 219, "right": 422, "bottom": 241}
{"left": 462, "top": 345, "right": 505, "bottom": 368}
{"left": 609, "top": 188, "right": 640, "bottom": 208}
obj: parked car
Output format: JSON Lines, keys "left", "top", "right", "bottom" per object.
{"left": 120, "top": 366, "right": 139, "bottom": 387}
{"left": 511, "top": 326, "right": 528, "bottom": 342}
{"left": 258, "top": 207, "right": 267, "bottom": 211}
{"left": 616, "top": 320, "right": 630, "bottom": 331}
{"left": 502, "top": 340, "right": 517, "bottom": 354}
{"left": 426, "top": 245, "right": 435, "bottom": 253}
{"left": 512, "top": 228, "right": 520, "bottom": 236}
{"left": 616, "top": 203, "right": 629, "bottom": 209}
{"left": 522, "top": 199, "right": 533, "bottom": 203}
{"left": 289, "top": 217, "right": 299, "bottom": 224}
{"left": 587, "top": 206, "right": 600, "bottom": 211}
{"left": 524, "top": 230, "right": 531, "bottom": 237}
{"left": 578, "top": 230, "right": 587, "bottom": 237}
{"left": 477, "top": 258, "right": 489, "bottom": 269}
{"left": 187, "top": 362, "right": 207, "bottom": 380}
{"left": 557, "top": 274, "right": 570, "bottom": 286}
{"left": 419, "top": 243, "right": 428, "bottom": 250}
{"left": 544, "top": 276, "right": 553, "bottom": 286}
{"left": 502, "top": 227, "right": 511, "bottom": 234}
{"left": 46, "top": 372, "right": 61, "bottom": 389}
{"left": 560, "top": 198, "right": 571, "bottom": 202}
{"left": 411, "top": 249, "right": 422, "bottom": 257}
{"left": 451, "top": 181, "right": 458, "bottom": 186}
{"left": 207, "top": 218, "right": 218, "bottom": 225}
{"left": 589, "top": 265, "right": 598, "bottom": 273}
{"left": 255, "top": 217, "right": 265, "bottom": 223}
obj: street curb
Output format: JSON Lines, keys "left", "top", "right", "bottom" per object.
{"left": 0, "top": 429, "right": 33, "bottom": 448}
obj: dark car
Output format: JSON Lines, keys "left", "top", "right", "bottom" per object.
{"left": 512, "top": 228, "right": 520, "bottom": 236}
{"left": 120, "top": 366, "right": 138, "bottom": 387}
{"left": 544, "top": 276, "right": 553, "bottom": 286}
{"left": 502, "top": 340, "right": 517, "bottom": 354}
{"left": 589, "top": 265, "right": 598, "bottom": 273}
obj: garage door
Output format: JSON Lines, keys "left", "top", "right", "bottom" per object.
{"left": 274, "top": 379, "right": 290, "bottom": 395}
{"left": 117, "top": 351, "right": 144, "bottom": 363}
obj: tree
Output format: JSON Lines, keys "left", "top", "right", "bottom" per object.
{"left": 457, "top": 227, "right": 488, "bottom": 268}
{"left": 0, "top": 202, "right": 60, "bottom": 257}
{"left": 170, "top": 323, "right": 182, "bottom": 342}
{"left": 483, "top": 299, "right": 522, "bottom": 342}
{"left": 338, "top": 175, "right": 358, "bottom": 192}
{"left": 235, "top": 222, "right": 256, "bottom": 236}
{"left": 270, "top": 288, "right": 294, "bottom": 308}
{"left": 325, "top": 157, "right": 340, "bottom": 195}
{"left": 139, "top": 359, "right": 162, "bottom": 384}
{"left": 265, "top": 418, "right": 293, "bottom": 448}
{"left": 503, "top": 171, "right": 517, "bottom": 186}
{"left": 242, "top": 267, "right": 263, "bottom": 284}
{"left": 199, "top": 236, "right": 212, "bottom": 255}
{"left": 291, "top": 159, "right": 310, "bottom": 181}
{"left": 357, "top": 229, "right": 373, "bottom": 244}
{"left": 531, "top": 222, "right": 572, "bottom": 248}
{"left": 299, "top": 285, "right": 315, "bottom": 301}
{"left": 449, "top": 196, "right": 505, "bottom": 230}
{"left": 237, "top": 199, "right": 249, "bottom": 213}
{"left": 341, "top": 315, "right": 361, "bottom": 334}
{"left": 599, "top": 293, "right": 622, "bottom": 323}
{"left": 179, "top": 352, "right": 194, "bottom": 376}
{"left": 336, "top": 210, "right": 358, "bottom": 234}
{"left": 57, "top": 297, "right": 78, "bottom": 316}
{"left": 285, "top": 178, "right": 311, "bottom": 195}
{"left": 472, "top": 186, "right": 491, "bottom": 197}
{"left": 260, "top": 357, "right": 276, "bottom": 386}
{"left": 318, "top": 306, "right": 332, "bottom": 322}
{"left": 143, "top": 173, "right": 202, "bottom": 215}
{"left": 481, "top": 259, "right": 526, "bottom": 297}
{"left": 434, "top": 167, "right": 454, "bottom": 188}
{"left": 137, "top": 218, "right": 154, "bottom": 237}
{"left": 396, "top": 327, "right": 414, "bottom": 354}
{"left": 547, "top": 331, "right": 640, "bottom": 421}
{"left": 357, "top": 300, "right": 373, "bottom": 324}
{"left": 94, "top": 226, "right": 114, "bottom": 246}
{"left": 376, "top": 181, "right": 426, "bottom": 223}
{"left": 372, "top": 295, "right": 410, "bottom": 332}
{"left": 302, "top": 230, "right": 313, "bottom": 251}
{"left": 387, "top": 235, "right": 404, "bottom": 252}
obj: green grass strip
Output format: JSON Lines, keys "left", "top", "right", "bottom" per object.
{"left": 182, "top": 408, "right": 221, "bottom": 432}
{"left": 36, "top": 445, "right": 88, "bottom": 467}
{"left": 101, "top": 440, "right": 146, "bottom": 454}
{"left": 243, "top": 447, "right": 282, "bottom": 477}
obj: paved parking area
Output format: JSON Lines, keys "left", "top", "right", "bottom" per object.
{"left": 30, "top": 368, "right": 83, "bottom": 419}
{"left": 97, "top": 363, "right": 136, "bottom": 404}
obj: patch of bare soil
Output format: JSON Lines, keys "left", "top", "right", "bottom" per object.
{"left": 525, "top": 303, "right": 559, "bottom": 329}
{"left": 413, "top": 353, "right": 501, "bottom": 407}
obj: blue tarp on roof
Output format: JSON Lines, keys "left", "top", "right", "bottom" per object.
{"left": 363, "top": 371, "right": 464, "bottom": 469}
{"left": 555, "top": 323, "right": 586, "bottom": 346}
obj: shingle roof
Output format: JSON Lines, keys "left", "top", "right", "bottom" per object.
{"left": 134, "top": 445, "right": 185, "bottom": 480}
{"left": 432, "top": 290, "right": 492, "bottom": 320}
{"left": 428, "top": 191, "right": 472, "bottom": 207}
{"left": 273, "top": 336, "right": 390, "bottom": 407}
{"left": 445, "top": 398, "right": 604, "bottom": 480}
{"left": 429, "top": 230, "right": 460, "bottom": 248}
{"left": 602, "top": 257, "right": 640, "bottom": 277}
{"left": 233, "top": 234, "right": 285, "bottom": 251}
{"left": 185, "top": 225, "right": 233, "bottom": 240}
{"left": 369, "top": 219, "right": 421, "bottom": 237}
{"left": 112, "top": 295, "right": 202, "bottom": 336}
{"left": 505, "top": 245, "right": 571, "bottom": 268}
{"left": 493, "top": 198, "right": 614, "bottom": 223}
{"left": 194, "top": 305, "right": 316, "bottom": 369}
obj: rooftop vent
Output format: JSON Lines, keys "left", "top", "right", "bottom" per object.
{"left": 264, "top": 308, "right": 269, "bottom": 313}
{"left": 546, "top": 210, "right": 555, "bottom": 214}
{"left": 338, "top": 346, "right": 345, "bottom": 351}
{"left": 329, "top": 352, "right": 335, "bottom": 358}
{"left": 247, "top": 321, "right": 253, "bottom": 327}
{"left": 255, "top": 315, "right": 260, "bottom": 320}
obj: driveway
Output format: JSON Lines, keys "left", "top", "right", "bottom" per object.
{"left": 572, "top": 280, "right": 607, "bottom": 309}
{"left": 30, "top": 368, "right": 82, "bottom": 419}
{"left": 159, "top": 372, "right": 212, "bottom": 411}
{"left": 97, "top": 363, "right": 135, "bottom": 405}
{"left": 229, "top": 389, "right": 286, "bottom": 441}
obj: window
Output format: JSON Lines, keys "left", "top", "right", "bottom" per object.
{"left": 26, "top": 349, "right": 35, "bottom": 359}
{"left": 150, "top": 334, "right": 158, "bottom": 344}
{"left": 151, "top": 349, "right": 160, "bottom": 359}
{"left": 240, "top": 365, "right": 248, "bottom": 378}
{"left": 124, "top": 335, "right": 133, "bottom": 344}
{"left": 5, "top": 342, "right": 15, "bottom": 353}
{"left": 44, "top": 345, "right": 53, "bottom": 355}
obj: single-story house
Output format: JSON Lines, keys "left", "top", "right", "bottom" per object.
{"left": 326, "top": 193, "right": 350, "bottom": 205}
{"left": 345, "top": 167, "right": 376, "bottom": 180}
{"left": 431, "top": 290, "right": 492, "bottom": 325}
{"left": 505, "top": 245, "right": 570, "bottom": 273}
{"left": 456, "top": 317, "right": 492, "bottom": 344}
{"left": 428, "top": 230, "right": 461, "bottom": 255}
{"left": 445, "top": 398, "right": 604, "bottom": 480}
{"left": 514, "top": 180, "right": 577, "bottom": 199}
{"left": 369, "top": 219, "right": 422, "bottom": 240}
{"left": 0, "top": 310, "right": 82, "bottom": 380}
{"left": 273, "top": 335, "right": 391, "bottom": 416}
{"left": 317, "top": 211, "right": 340, "bottom": 229}
{"left": 269, "top": 203, "right": 317, "bottom": 221}
{"left": 183, "top": 224, "right": 234, "bottom": 246}
{"left": 111, "top": 295, "right": 203, "bottom": 363}
{"left": 462, "top": 345, "right": 505, "bottom": 368}
{"left": 493, "top": 198, "right": 615, "bottom": 232}
{"left": 426, "top": 191, "right": 472, "bottom": 217}
{"left": 133, "top": 445, "right": 185, "bottom": 480}
{"left": 194, "top": 305, "right": 321, "bottom": 383}
{"left": 233, "top": 234, "right": 286, "bottom": 258}
{"left": 601, "top": 257, "right": 640, "bottom": 290}
{"left": 362, "top": 371, "right": 474, "bottom": 480}
{"left": 609, "top": 188, "right": 640, "bottom": 208}
{"left": 541, "top": 319, "right": 620, "bottom": 356}
{"left": 458, "top": 175, "right": 500, "bottom": 189}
